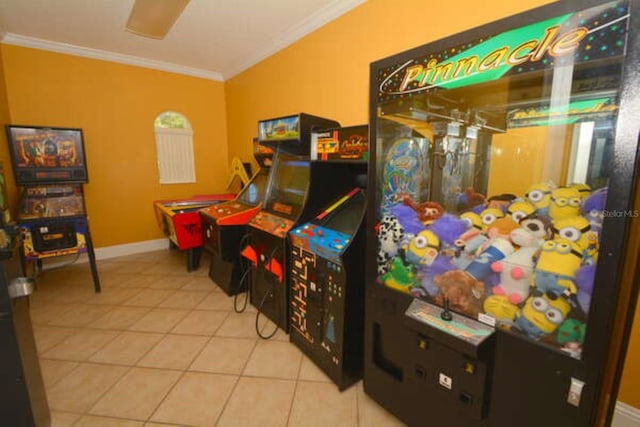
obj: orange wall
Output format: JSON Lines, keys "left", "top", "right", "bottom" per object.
{"left": 0, "top": 44, "right": 18, "bottom": 211}
{"left": 225, "top": 0, "right": 640, "bottom": 409}
{"left": 225, "top": 0, "right": 555, "bottom": 164}
{"left": 0, "top": 45, "right": 229, "bottom": 247}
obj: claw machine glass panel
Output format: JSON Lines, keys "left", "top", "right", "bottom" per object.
{"left": 366, "top": 1, "right": 640, "bottom": 426}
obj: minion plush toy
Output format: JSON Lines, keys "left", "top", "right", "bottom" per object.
{"left": 480, "top": 207, "right": 505, "bottom": 228}
{"left": 533, "top": 239, "right": 583, "bottom": 297}
{"left": 403, "top": 229, "right": 440, "bottom": 266}
{"left": 569, "top": 183, "right": 592, "bottom": 201}
{"left": 551, "top": 216, "right": 594, "bottom": 255}
{"left": 515, "top": 292, "right": 572, "bottom": 339}
{"left": 525, "top": 182, "right": 554, "bottom": 216}
{"left": 507, "top": 200, "right": 536, "bottom": 223}
{"left": 548, "top": 187, "right": 582, "bottom": 221}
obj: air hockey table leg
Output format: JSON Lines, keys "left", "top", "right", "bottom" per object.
{"left": 186, "top": 247, "right": 202, "bottom": 272}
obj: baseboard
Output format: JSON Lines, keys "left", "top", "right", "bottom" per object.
{"left": 93, "top": 238, "right": 169, "bottom": 260}
{"left": 613, "top": 402, "right": 640, "bottom": 427}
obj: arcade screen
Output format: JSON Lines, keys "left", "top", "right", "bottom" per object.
{"left": 237, "top": 169, "right": 269, "bottom": 206}
{"left": 314, "top": 189, "right": 366, "bottom": 236}
{"left": 6, "top": 125, "right": 88, "bottom": 184}
{"left": 373, "top": 1, "right": 627, "bottom": 360}
{"left": 265, "top": 152, "right": 309, "bottom": 219}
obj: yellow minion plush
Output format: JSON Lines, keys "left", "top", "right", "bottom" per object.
{"left": 525, "top": 182, "right": 554, "bottom": 215}
{"left": 569, "top": 183, "right": 592, "bottom": 201}
{"left": 548, "top": 187, "right": 582, "bottom": 221}
{"left": 484, "top": 295, "right": 519, "bottom": 329}
{"left": 515, "top": 293, "right": 572, "bottom": 339}
{"left": 533, "top": 239, "right": 583, "bottom": 296}
{"left": 551, "top": 216, "right": 592, "bottom": 252}
{"left": 461, "top": 211, "right": 483, "bottom": 230}
{"left": 480, "top": 207, "right": 505, "bottom": 228}
{"left": 507, "top": 200, "right": 536, "bottom": 223}
{"left": 403, "top": 229, "right": 440, "bottom": 266}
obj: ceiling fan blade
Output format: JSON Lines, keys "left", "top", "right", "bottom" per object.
{"left": 126, "top": 0, "right": 190, "bottom": 39}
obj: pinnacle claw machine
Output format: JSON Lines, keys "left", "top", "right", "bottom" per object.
{"left": 365, "top": 1, "right": 640, "bottom": 426}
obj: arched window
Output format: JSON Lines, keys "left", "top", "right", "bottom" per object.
{"left": 154, "top": 111, "right": 195, "bottom": 183}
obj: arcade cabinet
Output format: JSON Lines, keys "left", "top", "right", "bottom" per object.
{"left": 6, "top": 125, "right": 101, "bottom": 293}
{"left": 288, "top": 125, "right": 369, "bottom": 390}
{"left": 243, "top": 113, "right": 339, "bottom": 335}
{"left": 200, "top": 140, "right": 273, "bottom": 295}
{"left": 365, "top": 1, "right": 640, "bottom": 426}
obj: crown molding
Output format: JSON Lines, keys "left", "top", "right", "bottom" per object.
{"left": 223, "top": 0, "right": 367, "bottom": 79}
{"left": 0, "top": 33, "right": 224, "bottom": 82}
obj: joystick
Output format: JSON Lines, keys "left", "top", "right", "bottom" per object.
{"left": 441, "top": 298, "right": 453, "bottom": 321}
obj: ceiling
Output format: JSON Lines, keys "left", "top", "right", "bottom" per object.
{"left": 0, "top": 0, "right": 365, "bottom": 81}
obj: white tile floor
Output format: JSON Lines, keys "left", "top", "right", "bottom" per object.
{"left": 30, "top": 249, "right": 405, "bottom": 427}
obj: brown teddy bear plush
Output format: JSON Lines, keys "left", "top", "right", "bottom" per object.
{"left": 433, "top": 270, "right": 485, "bottom": 317}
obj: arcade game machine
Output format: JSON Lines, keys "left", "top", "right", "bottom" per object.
{"left": 6, "top": 125, "right": 101, "bottom": 292}
{"left": 243, "top": 113, "right": 339, "bottom": 336}
{"left": 365, "top": 1, "right": 640, "bottom": 426}
{"left": 200, "top": 140, "right": 273, "bottom": 295}
{"left": 153, "top": 158, "right": 248, "bottom": 272}
{"left": 289, "top": 125, "right": 369, "bottom": 390}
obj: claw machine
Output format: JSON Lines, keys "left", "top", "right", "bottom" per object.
{"left": 365, "top": 1, "right": 640, "bottom": 426}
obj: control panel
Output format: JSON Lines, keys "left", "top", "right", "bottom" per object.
{"left": 249, "top": 211, "right": 295, "bottom": 238}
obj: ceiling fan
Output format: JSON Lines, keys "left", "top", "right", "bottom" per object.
{"left": 126, "top": 0, "right": 190, "bottom": 39}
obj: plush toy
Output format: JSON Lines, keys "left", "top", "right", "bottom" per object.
{"left": 569, "top": 183, "right": 592, "bottom": 201}
{"left": 480, "top": 207, "right": 505, "bottom": 228}
{"left": 551, "top": 215, "right": 593, "bottom": 253}
{"left": 483, "top": 295, "right": 519, "bottom": 329}
{"left": 490, "top": 223, "right": 545, "bottom": 304}
{"left": 525, "top": 181, "right": 556, "bottom": 216}
{"left": 390, "top": 202, "right": 424, "bottom": 236}
{"left": 514, "top": 292, "right": 572, "bottom": 339}
{"left": 557, "top": 318, "right": 586, "bottom": 359}
{"left": 582, "top": 187, "right": 607, "bottom": 237}
{"left": 414, "top": 255, "right": 458, "bottom": 297}
{"left": 376, "top": 214, "right": 405, "bottom": 275}
{"left": 430, "top": 213, "right": 468, "bottom": 257}
{"left": 460, "top": 211, "right": 483, "bottom": 231}
{"left": 456, "top": 187, "right": 486, "bottom": 211}
{"left": 533, "top": 238, "right": 582, "bottom": 297}
{"left": 465, "top": 237, "right": 514, "bottom": 283}
{"left": 519, "top": 215, "right": 552, "bottom": 241}
{"left": 380, "top": 256, "right": 417, "bottom": 293}
{"left": 403, "top": 196, "right": 444, "bottom": 225}
{"left": 433, "top": 270, "right": 485, "bottom": 317}
{"left": 485, "top": 216, "right": 520, "bottom": 242}
{"left": 454, "top": 228, "right": 489, "bottom": 269}
{"left": 487, "top": 194, "right": 518, "bottom": 211}
{"left": 403, "top": 229, "right": 440, "bottom": 266}
{"left": 575, "top": 263, "right": 596, "bottom": 315}
{"left": 506, "top": 200, "right": 536, "bottom": 223}
{"left": 548, "top": 187, "right": 582, "bottom": 221}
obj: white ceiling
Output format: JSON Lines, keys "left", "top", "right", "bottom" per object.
{"left": 0, "top": 0, "right": 365, "bottom": 81}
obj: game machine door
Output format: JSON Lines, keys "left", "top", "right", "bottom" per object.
{"left": 366, "top": 2, "right": 640, "bottom": 426}
{"left": 201, "top": 141, "right": 273, "bottom": 296}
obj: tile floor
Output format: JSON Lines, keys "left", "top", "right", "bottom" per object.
{"left": 29, "top": 249, "right": 405, "bottom": 427}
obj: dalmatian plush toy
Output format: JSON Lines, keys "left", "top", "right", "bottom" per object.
{"left": 377, "top": 214, "right": 405, "bottom": 275}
